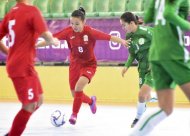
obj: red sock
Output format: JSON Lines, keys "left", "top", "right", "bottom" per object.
{"left": 82, "top": 93, "right": 92, "bottom": 105}
{"left": 72, "top": 91, "right": 83, "bottom": 115}
{"left": 8, "top": 109, "right": 32, "bottom": 136}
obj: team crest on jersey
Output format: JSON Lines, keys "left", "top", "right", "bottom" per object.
{"left": 83, "top": 35, "right": 88, "bottom": 42}
{"left": 138, "top": 38, "right": 145, "bottom": 45}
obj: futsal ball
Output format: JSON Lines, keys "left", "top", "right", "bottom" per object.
{"left": 50, "top": 110, "right": 66, "bottom": 127}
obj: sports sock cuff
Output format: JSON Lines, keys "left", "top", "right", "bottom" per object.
{"left": 140, "top": 109, "right": 167, "bottom": 131}
{"left": 75, "top": 91, "right": 83, "bottom": 97}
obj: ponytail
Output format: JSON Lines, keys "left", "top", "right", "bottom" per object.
{"left": 135, "top": 15, "right": 143, "bottom": 25}
{"left": 71, "top": 7, "right": 86, "bottom": 21}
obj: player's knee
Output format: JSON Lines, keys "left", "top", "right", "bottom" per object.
{"left": 37, "top": 96, "right": 43, "bottom": 107}
{"left": 138, "top": 96, "right": 146, "bottom": 102}
{"left": 23, "top": 102, "right": 38, "bottom": 113}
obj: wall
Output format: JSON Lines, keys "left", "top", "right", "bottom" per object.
{"left": 0, "top": 66, "right": 189, "bottom": 104}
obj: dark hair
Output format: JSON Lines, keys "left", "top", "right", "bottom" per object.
{"left": 71, "top": 7, "right": 86, "bottom": 21}
{"left": 120, "top": 12, "right": 143, "bottom": 25}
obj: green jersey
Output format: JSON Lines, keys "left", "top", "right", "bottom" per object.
{"left": 125, "top": 26, "right": 153, "bottom": 74}
{"left": 144, "top": 0, "right": 190, "bottom": 61}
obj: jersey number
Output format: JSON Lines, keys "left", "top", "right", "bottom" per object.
{"left": 78, "top": 46, "right": 83, "bottom": 53}
{"left": 155, "top": 0, "right": 166, "bottom": 25}
{"left": 8, "top": 20, "right": 16, "bottom": 47}
{"left": 28, "top": 88, "right": 34, "bottom": 100}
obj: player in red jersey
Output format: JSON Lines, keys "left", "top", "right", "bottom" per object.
{"left": 37, "top": 7, "right": 130, "bottom": 125}
{"left": 0, "top": 0, "right": 58, "bottom": 136}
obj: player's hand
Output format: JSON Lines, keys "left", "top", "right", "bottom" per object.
{"left": 52, "top": 38, "right": 59, "bottom": 46}
{"left": 121, "top": 67, "right": 128, "bottom": 77}
{"left": 121, "top": 38, "right": 131, "bottom": 47}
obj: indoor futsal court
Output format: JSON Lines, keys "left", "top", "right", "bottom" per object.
{"left": 1, "top": 0, "right": 190, "bottom": 136}
{"left": 0, "top": 103, "right": 190, "bottom": 136}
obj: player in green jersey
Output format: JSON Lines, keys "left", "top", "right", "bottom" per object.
{"left": 130, "top": 0, "right": 190, "bottom": 135}
{"left": 120, "top": 12, "right": 157, "bottom": 128}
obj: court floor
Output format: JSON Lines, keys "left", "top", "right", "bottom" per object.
{"left": 0, "top": 102, "right": 189, "bottom": 136}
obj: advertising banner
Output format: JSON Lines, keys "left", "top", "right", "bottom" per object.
{"left": 0, "top": 18, "right": 190, "bottom": 63}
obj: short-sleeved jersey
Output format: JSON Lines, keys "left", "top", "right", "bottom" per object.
{"left": 125, "top": 26, "right": 153, "bottom": 74}
{"left": 144, "top": 0, "right": 190, "bottom": 61}
{"left": 0, "top": 3, "right": 47, "bottom": 77}
{"left": 54, "top": 26, "right": 111, "bottom": 66}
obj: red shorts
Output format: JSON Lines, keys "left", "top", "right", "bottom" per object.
{"left": 69, "top": 63, "right": 96, "bottom": 90}
{"left": 11, "top": 75, "right": 43, "bottom": 105}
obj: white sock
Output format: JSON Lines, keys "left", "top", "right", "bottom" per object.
{"left": 129, "top": 109, "right": 167, "bottom": 136}
{"left": 149, "top": 92, "right": 158, "bottom": 102}
{"left": 136, "top": 102, "right": 146, "bottom": 119}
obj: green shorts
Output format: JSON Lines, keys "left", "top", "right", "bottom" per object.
{"left": 151, "top": 60, "right": 190, "bottom": 90}
{"left": 139, "top": 72, "right": 154, "bottom": 88}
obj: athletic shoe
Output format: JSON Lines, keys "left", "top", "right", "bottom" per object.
{"left": 69, "top": 114, "right": 77, "bottom": 125}
{"left": 4, "top": 133, "right": 9, "bottom": 136}
{"left": 131, "top": 118, "right": 139, "bottom": 128}
{"left": 90, "top": 96, "right": 97, "bottom": 114}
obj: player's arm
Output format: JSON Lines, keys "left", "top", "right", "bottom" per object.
{"left": 31, "top": 7, "right": 59, "bottom": 47}
{"left": 110, "top": 36, "right": 131, "bottom": 47}
{"left": 164, "top": 0, "right": 190, "bottom": 30}
{"left": 0, "top": 41, "right": 8, "bottom": 55}
{"left": 36, "top": 31, "right": 59, "bottom": 47}
{"left": 124, "top": 54, "right": 136, "bottom": 68}
{"left": 36, "top": 27, "right": 69, "bottom": 47}
{"left": 124, "top": 36, "right": 136, "bottom": 68}
{"left": 144, "top": 0, "right": 155, "bottom": 23}
{"left": 121, "top": 53, "right": 136, "bottom": 77}
{"left": 91, "top": 28, "right": 130, "bottom": 47}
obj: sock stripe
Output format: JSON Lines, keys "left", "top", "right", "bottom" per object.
{"left": 140, "top": 109, "right": 163, "bottom": 131}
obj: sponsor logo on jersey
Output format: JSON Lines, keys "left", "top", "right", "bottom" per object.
{"left": 70, "top": 36, "right": 75, "bottom": 39}
{"left": 87, "top": 71, "right": 92, "bottom": 74}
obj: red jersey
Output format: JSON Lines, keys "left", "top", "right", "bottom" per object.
{"left": 0, "top": 3, "right": 47, "bottom": 77}
{"left": 54, "top": 26, "right": 111, "bottom": 66}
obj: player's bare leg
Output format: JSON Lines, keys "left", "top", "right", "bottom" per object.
{"left": 5, "top": 92, "right": 44, "bottom": 136}
{"left": 69, "top": 76, "right": 96, "bottom": 125}
{"left": 7, "top": 100, "right": 42, "bottom": 136}
{"left": 180, "top": 82, "right": 190, "bottom": 101}
{"left": 131, "top": 84, "right": 152, "bottom": 128}
{"left": 130, "top": 89, "right": 173, "bottom": 136}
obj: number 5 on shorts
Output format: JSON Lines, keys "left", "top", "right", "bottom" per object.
{"left": 28, "top": 88, "right": 34, "bottom": 100}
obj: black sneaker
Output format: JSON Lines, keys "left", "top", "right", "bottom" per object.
{"left": 131, "top": 118, "right": 139, "bottom": 128}
{"left": 4, "top": 134, "right": 9, "bottom": 136}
